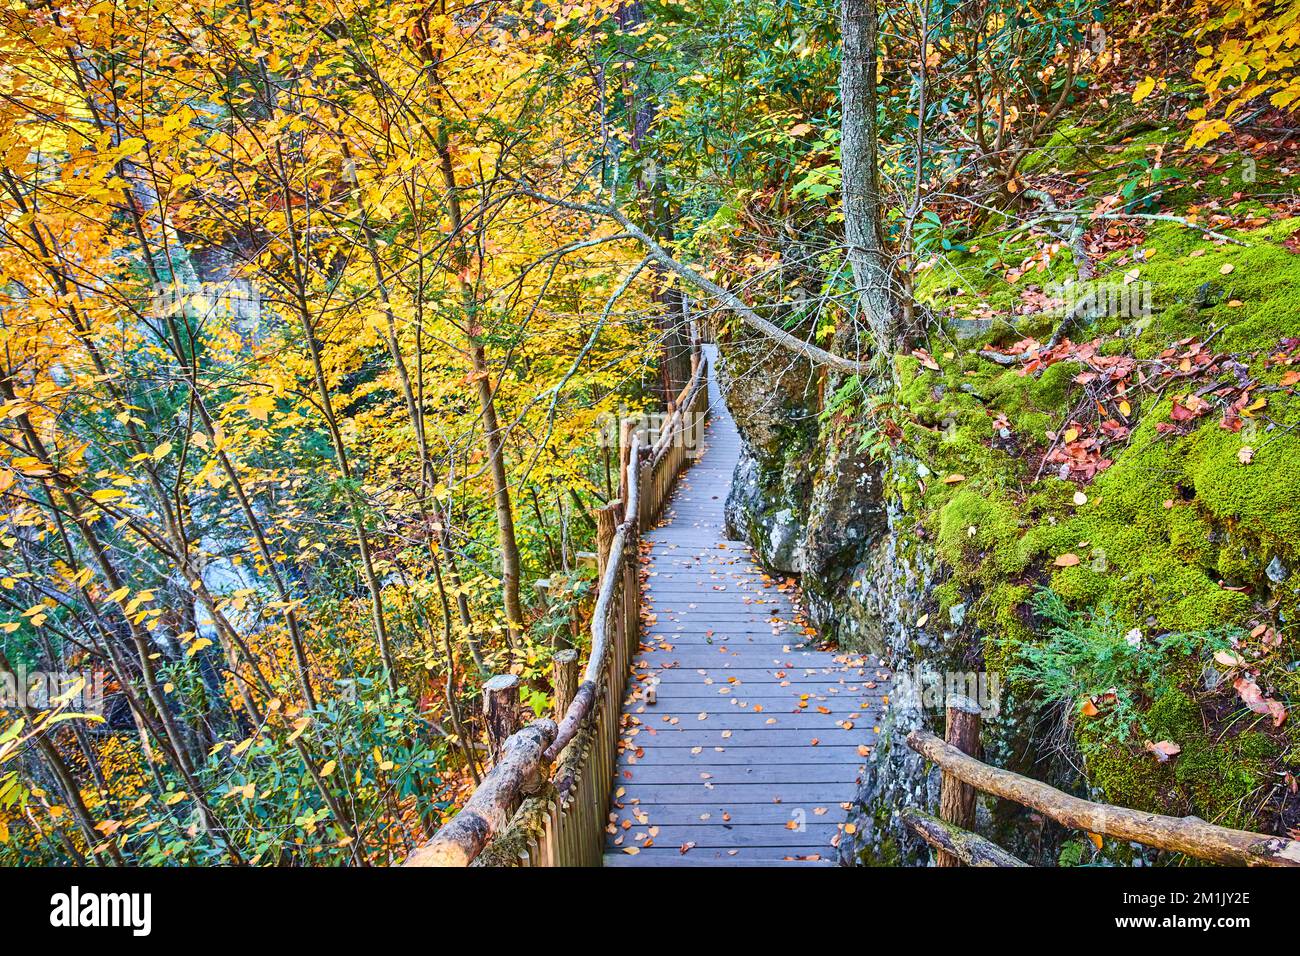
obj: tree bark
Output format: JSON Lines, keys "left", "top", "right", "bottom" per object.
{"left": 902, "top": 807, "right": 1027, "bottom": 867}
{"left": 552, "top": 649, "right": 580, "bottom": 721}
{"left": 483, "top": 674, "right": 523, "bottom": 763}
{"left": 405, "top": 719, "right": 557, "bottom": 867}
{"left": 938, "top": 694, "right": 982, "bottom": 867}
{"left": 839, "top": 0, "right": 904, "bottom": 365}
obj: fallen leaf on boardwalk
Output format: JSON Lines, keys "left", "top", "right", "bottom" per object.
{"left": 622, "top": 847, "right": 640, "bottom": 855}
{"left": 810, "top": 738, "right": 820, "bottom": 746}
{"left": 785, "top": 820, "right": 799, "bottom": 830}
{"left": 858, "top": 744, "right": 872, "bottom": 757}
{"left": 1053, "top": 553, "right": 1081, "bottom": 567}
{"left": 679, "top": 842, "right": 696, "bottom": 854}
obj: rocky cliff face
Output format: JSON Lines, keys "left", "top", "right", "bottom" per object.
{"left": 715, "top": 336, "right": 1084, "bottom": 866}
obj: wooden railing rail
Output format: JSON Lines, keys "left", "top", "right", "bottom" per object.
{"left": 406, "top": 346, "right": 710, "bottom": 867}
{"left": 906, "top": 697, "right": 1300, "bottom": 868}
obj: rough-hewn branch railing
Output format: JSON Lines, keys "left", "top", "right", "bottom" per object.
{"left": 405, "top": 349, "right": 710, "bottom": 867}
{"left": 906, "top": 702, "right": 1300, "bottom": 867}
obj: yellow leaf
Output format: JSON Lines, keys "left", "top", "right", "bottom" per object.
{"left": 186, "top": 637, "right": 213, "bottom": 657}
{"left": 1132, "top": 76, "right": 1156, "bottom": 103}
{"left": 320, "top": 759, "right": 337, "bottom": 777}
{"left": 245, "top": 395, "right": 275, "bottom": 422}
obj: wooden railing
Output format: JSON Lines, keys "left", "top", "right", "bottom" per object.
{"left": 405, "top": 347, "right": 710, "bottom": 867}
{"left": 905, "top": 695, "right": 1300, "bottom": 867}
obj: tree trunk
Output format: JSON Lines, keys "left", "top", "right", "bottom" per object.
{"left": 838, "top": 0, "right": 904, "bottom": 366}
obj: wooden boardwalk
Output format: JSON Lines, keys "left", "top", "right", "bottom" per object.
{"left": 604, "top": 347, "right": 892, "bottom": 867}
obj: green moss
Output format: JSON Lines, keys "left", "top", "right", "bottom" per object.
{"left": 980, "top": 582, "right": 1033, "bottom": 677}
{"left": 1032, "top": 360, "right": 1080, "bottom": 408}
{"left": 1083, "top": 690, "right": 1277, "bottom": 831}
{"left": 936, "top": 489, "right": 1028, "bottom": 586}
{"left": 1114, "top": 218, "right": 1300, "bottom": 357}
{"left": 1187, "top": 417, "right": 1300, "bottom": 566}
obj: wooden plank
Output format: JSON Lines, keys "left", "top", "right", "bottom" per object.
{"left": 616, "top": 763, "right": 865, "bottom": 785}
{"left": 619, "top": 729, "right": 873, "bottom": 749}
{"left": 610, "top": 782, "right": 858, "bottom": 805}
{"left": 632, "top": 652, "right": 869, "bottom": 669}
{"left": 615, "top": 745, "right": 868, "bottom": 767}
{"left": 611, "top": 802, "right": 853, "bottom": 826}
{"left": 603, "top": 852, "right": 835, "bottom": 867}
{"left": 607, "top": 823, "right": 843, "bottom": 849}
{"left": 622, "top": 712, "right": 876, "bottom": 730}
{"left": 621, "top": 697, "right": 883, "bottom": 712}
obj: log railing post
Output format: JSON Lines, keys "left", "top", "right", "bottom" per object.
{"left": 533, "top": 577, "right": 552, "bottom": 613}
{"left": 593, "top": 501, "right": 619, "bottom": 579}
{"left": 938, "top": 693, "right": 982, "bottom": 867}
{"left": 617, "top": 419, "right": 637, "bottom": 504}
{"left": 483, "top": 674, "right": 522, "bottom": 764}
{"left": 552, "top": 649, "right": 579, "bottom": 723}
